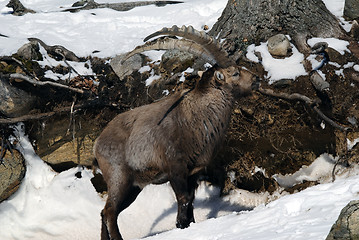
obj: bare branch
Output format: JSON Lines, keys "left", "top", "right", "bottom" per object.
{"left": 0, "top": 100, "right": 114, "bottom": 124}
{"left": 10, "top": 73, "right": 84, "bottom": 94}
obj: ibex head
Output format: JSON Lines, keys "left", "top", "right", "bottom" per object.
{"left": 209, "top": 65, "right": 257, "bottom": 98}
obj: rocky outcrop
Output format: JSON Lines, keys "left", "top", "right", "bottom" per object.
{"left": 326, "top": 200, "right": 359, "bottom": 240}
{"left": 0, "top": 76, "right": 37, "bottom": 117}
{"left": 32, "top": 114, "right": 102, "bottom": 170}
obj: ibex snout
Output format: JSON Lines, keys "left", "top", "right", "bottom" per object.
{"left": 218, "top": 66, "right": 258, "bottom": 97}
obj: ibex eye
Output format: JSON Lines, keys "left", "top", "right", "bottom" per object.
{"left": 215, "top": 71, "right": 224, "bottom": 80}
{"left": 233, "top": 72, "right": 239, "bottom": 77}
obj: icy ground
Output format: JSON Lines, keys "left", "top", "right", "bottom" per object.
{"left": 1, "top": 0, "right": 359, "bottom": 239}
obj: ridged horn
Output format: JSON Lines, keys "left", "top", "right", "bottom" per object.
{"left": 121, "top": 37, "right": 217, "bottom": 65}
{"left": 143, "top": 25, "right": 234, "bottom": 67}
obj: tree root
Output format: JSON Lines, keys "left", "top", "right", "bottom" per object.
{"left": 257, "top": 87, "right": 352, "bottom": 132}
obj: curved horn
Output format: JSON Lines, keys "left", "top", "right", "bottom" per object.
{"left": 144, "top": 25, "right": 234, "bottom": 67}
{"left": 121, "top": 37, "right": 217, "bottom": 65}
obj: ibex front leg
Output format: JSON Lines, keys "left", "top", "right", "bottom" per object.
{"left": 170, "top": 171, "right": 197, "bottom": 229}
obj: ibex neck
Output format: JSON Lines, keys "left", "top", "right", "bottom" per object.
{"left": 172, "top": 86, "right": 234, "bottom": 166}
{"left": 180, "top": 86, "right": 234, "bottom": 132}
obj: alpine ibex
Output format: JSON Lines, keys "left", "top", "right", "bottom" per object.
{"left": 94, "top": 25, "right": 258, "bottom": 240}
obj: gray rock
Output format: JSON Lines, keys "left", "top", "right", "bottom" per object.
{"left": 310, "top": 71, "right": 330, "bottom": 92}
{"left": 6, "top": 0, "right": 36, "bottom": 16}
{"left": 0, "top": 146, "right": 26, "bottom": 203}
{"left": 326, "top": 200, "right": 359, "bottom": 240}
{"left": 267, "top": 34, "right": 291, "bottom": 57}
{"left": 17, "top": 41, "right": 42, "bottom": 60}
{"left": 311, "top": 42, "right": 328, "bottom": 54}
{"left": 0, "top": 77, "right": 36, "bottom": 117}
{"left": 160, "top": 49, "right": 194, "bottom": 74}
{"left": 344, "top": 0, "right": 359, "bottom": 20}
{"left": 110, "top": 53, "right": 144, "bottom": 80}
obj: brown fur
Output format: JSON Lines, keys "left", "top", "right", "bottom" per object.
{"left": 94, "top": 65, "right": 255, "bottom": 240}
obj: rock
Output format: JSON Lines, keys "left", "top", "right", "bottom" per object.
{"left": 310, "top": 71, "right": 330, "bottom": 92}
{"left": 352, "top": 71, "right": 359, "bottom": 83}
{"left": 272, "top": 79, "right": 293, "bottom": 88}
{"left": 344, "top": 0, "right": 359, "bottom": 20}
{"left": 72, "top": 0, "right": 93, "bottom": 7}
{"left": 326, "top": 47, "right": 347, "bottom": 66}
{"left": 0, "top": 77, "right": 37, "bottom": 117}
{"left": 6, "top": 0, "right": 36, "bottom": 16}
{"left": 160, "top": 49, "right": 195, "bottom": 74}
{"left": 311, "top": 42, "right": 328, "bottom": 54}
{"left": 267, "top": 34, "right": 291, "bottom": 57}
{"left": 110, "top": 53, "right": 144, "bottom": 80}
{"left": 17, "top": 41, "right": 42, "bottom": 61}
{"left": 32, "top": 114, "right": 104, "bottom": 170}
{"left": 0, "top": 144, "right": 26, "bottom": 203}
{"left": 326, "top": 200, "right": 359, "bottom": 240}
{"left": 350, "top": 20, "right": 359, "bottom": 40}
{"left": 28, "top": 38, "right": 81, "bottom": 62}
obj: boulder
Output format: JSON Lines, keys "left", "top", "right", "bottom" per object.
{"left": 160, "top": 49, "right": 195, "bottom": 74}
{"left": 6, "top": 0, "right": 36, "bottom": 16}
{"left": 17, "top": 41, "right": 42, "bottom": 61}
{"left": 0, "top": 77, "right": 37, "bottom": 117}
{"left": 326, "top": 47, "right": 347, "bottom": 66}
{"left": 344, "top": 0, "right": 359, "bottom": 20}
{"left": 326, "top": 200, "right": 359, "bottom": 240}
{"left": 310, "top": 71, "right": 330, "bottom": 92}
{"left": 267, "top": 34, "right": 291, "bottom": 57}
{"left": 0, "top": 144, "right": 26, "bottom": 203}
{"left": 110, "top": 53, "right": 144, "bottom": 80}
{"left": 31, "top": 113, "right": 107, "bottom": 171}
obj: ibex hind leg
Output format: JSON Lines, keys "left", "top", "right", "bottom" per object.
{"left": 101, "top": 170, "right": 141, "bottom": 240}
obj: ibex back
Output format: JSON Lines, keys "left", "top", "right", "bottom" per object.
{"left": 94, "top": 25, "right": 257, "bottom": 240}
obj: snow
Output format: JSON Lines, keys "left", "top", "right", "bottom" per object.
{"left": 1, "top": 0, "right": 359, "bottom": 239}
{"left": 145, "top": 174, "right": 359, "bottom": 240}
{"left": 2, "top": 125, "right": 359, "bottom": 240}
{"left": 273, "top": 154, "right": 337, "bottom": 188}
{"left": 0, "top": 124, "right": 104, "bottom": 240}
{"left": 322, "top": 0, "right": 352, "bottom": 32}
{"left": 0, "top": 0, "right": 226, "bottom": 58}
{"left": 246, "top": 42, "right": 307, "bottom": 84}
{"left": 307, "top": 38, "right": 350, "bottom": 55}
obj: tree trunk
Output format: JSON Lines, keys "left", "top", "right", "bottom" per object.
{"left": 210, "top": 0, "right": 348, "bottom": 54}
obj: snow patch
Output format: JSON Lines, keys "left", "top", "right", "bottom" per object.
{"left": 347, "top": 138, "right": 359, "bottom": 150}
{"left": 246, "top": 42, "right": 306, "bottom": 84}
{"left": 145, "top": 69, "right": 161, "bottom": 86}
{"left": 307, "top": 38, "right": 349, "bottom": 55}
{"left": 273, "top": 154, "right": 336, "bottom": 188}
